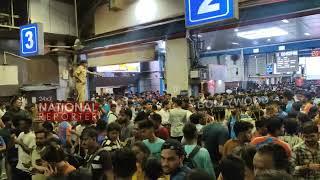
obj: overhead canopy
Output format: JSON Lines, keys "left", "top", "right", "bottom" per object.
{"left": 87, "top": 43, "right": 156, "bottom": 67}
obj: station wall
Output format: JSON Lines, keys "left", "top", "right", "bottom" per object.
{"left": 29, "top": 0, "right": 76, "bottom": 36}
{"left": 0, "top": 52, "right": 59, "bottom": 97}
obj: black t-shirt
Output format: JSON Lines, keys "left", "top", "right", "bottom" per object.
{"left": 6, "top": 109, "right": 30, "bottom": 127}
{"left": 4, "top": 128, "right": 19, "bottom": 166}
{"left": 202, "top": 123, "right": 229, "bottom": 165}
{"left": 0, "top": 128, "right": 11, "bottom": 145}
{"left": 85, "top": 149, "right": 112, "bottom": 180}
{"left": 170, "top": 166, "right": 191, "bottom": 180}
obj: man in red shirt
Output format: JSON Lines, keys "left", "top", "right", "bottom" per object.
{"left": 150, "top": 113, "right": 170, "bottom": 140}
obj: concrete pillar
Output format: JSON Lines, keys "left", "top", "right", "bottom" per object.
{"left": 56, "top": 42, "right": 73, "bottom": 101}
{"left": 56, "top": 55, "right": 71, "bottom": 101}
{"left": 165, "top": 38, "right": 189, "bottom": 97}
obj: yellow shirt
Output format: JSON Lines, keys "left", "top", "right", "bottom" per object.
{"left": 132, "top": 163, "right": 144, "bottom": 180}
{"left": 74, "top": 65, "right": 87, "bottom": 83}
{"left": 132, "top": 175, "right": 170, "bottom": 180}
{"left": 131, "top": 163, "right": 170, "bottom": 180}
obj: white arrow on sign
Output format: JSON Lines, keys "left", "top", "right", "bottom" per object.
{"left": 198, "top": 0, "right": 220, "bottom": 15}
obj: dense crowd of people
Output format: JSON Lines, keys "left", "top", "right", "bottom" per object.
{"left": 0, "top": 86, "right": 320, "bottom": 180}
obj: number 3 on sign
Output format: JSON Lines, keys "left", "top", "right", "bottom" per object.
{"left": 25, "top": 31, "right": 34, "bottom": 49}
{"left": 198, "top": 0, "right": 220, "bottom": 15}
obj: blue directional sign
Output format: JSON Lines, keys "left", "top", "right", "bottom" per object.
{"left": 20, "top": 23, "right": 44, "bottom": 57}
{"left": 185, "top": 0, "right": 239, "bottom": 28}
{"left": 266, "top": 65, "right": 273, "bottom": 74}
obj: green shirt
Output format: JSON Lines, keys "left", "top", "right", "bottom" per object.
{"left": 184, "top": 145, "right": 216, "bottom": 179}
{"left": 143, "top": 138, "right": 165, "bottom": 160}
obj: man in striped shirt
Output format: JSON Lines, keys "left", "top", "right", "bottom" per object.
{"left": 81, "top": 127, "right": 113, "bottom": 180}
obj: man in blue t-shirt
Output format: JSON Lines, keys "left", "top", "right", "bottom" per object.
{"left": 283, "top": 90, "right": 294, "bottom": 113}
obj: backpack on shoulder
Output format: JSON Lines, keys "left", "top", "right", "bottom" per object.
{"left": 183, "top": 145, "right": 201, "bottom": 169}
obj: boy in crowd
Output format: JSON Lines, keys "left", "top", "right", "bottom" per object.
{"left": 107, "top": 104, "right": 118, "bottom": 124}
{"left": 57, "top": 120, "right": 73, "bottom": 149}
{"left": 139, "top": 120, "right": 165, "bottom": 160}
{"left": 112, "top": 149, "right": 137, "bottom": 180}
{"left": 219, "top": 155, "right": 246, "bottom": 180}
{"left": 31, "top": 129, "right": 47, "bottom": 180}
{"left": 100, "top": 98, "right": 110, "bottom": 123}
{"left": 223, "top": 120, "right": 253, "bottom": 157}
{"left": 252, "top": 118, "right": 268, "bottom": 139}
{"left": 117, "top": 108, "right": 134, "bottom": 141}
{"left": 182, "top": 123, "right": 215, "bottom": 179}
{"left": 149, "top": 113, "right": 169, "bottom": 140}
{"left": 279, "top": 119, "right": 303, "bottom": 148}
{"left": 169, "top": 99, "right": 189, "bottom": 141}
{"left": 101, "top": 122, "right": 123, "bottom": 152}
{"left": 202, "top": 107, "right": 229, "bottom": 175}
{"left": 293, "top": 122, "right": 320, "bottom": 179}
{"left": 251, "top": 117, "right": 292, "bottom": 157}
{"left": 14, "top": 117, "right": 36, "bottom": 180}
{"left": 253, "top": 144, "right": 290, "bottom": 176}
{"left": 41, "top": 144, "right": 76, "bottom": 177}
{"left": 157, "top": 100, "right": 171, "bottom": 126}
{"left": 189, "top": 113, "right": 204, "bottom": 135}
{"left": 81, "top": 127, "right": 114, "bottom": 180}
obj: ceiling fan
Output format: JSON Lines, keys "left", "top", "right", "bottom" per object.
{"left": 45, "top": 0, "right": 84, "bottom": 57}
{"left": 45, "top": 38, "right": 85, "bottom": 55}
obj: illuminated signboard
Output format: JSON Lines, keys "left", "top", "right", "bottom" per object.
{"left": 20, "top": 23, "right": 44, "bottom": 56}
{"left": 275, "top": 51, "right": 299, "bottom": 73}
{"left": 185, "top": 0, "right": 239, "bottom": 28}
{"left": 311, "top": 50, "right": 320, "bottom": 57}
{"left": 97, "top": 63, "right": 140, "bottom": 73}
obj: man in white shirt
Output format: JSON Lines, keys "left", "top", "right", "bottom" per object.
{"left": 157, "top": 100, "right": 171, "bottom": 125}
{"left": 107, "top": 104, "right": 118, "bottom": 124}
{"left": 14, "top": 117, "right": 36, "bottom": 180}
{"left": 169, "top": 99, "right": 188, "bottom": 142}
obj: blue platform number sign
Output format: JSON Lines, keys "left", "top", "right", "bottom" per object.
{"left": 20, "top": 23, "right": 44, "bottom": 57}
{"left": 266, "top": 65, "right": 273, "bottom": 74}
{"left": 185, "top": 0, "right": 239, "bottom": 28}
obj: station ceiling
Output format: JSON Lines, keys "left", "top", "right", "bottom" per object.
{"left": 201, "top": 14, "right": 320, "bottom": 52}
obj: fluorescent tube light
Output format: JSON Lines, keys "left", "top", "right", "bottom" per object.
{"left": 237, "top": 27, "right": 288, "bottom": 40}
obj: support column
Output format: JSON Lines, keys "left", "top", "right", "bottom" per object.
{"left": 56, "top": 43, "right": 73, "bottom": 101}
{"left": 165, "top": 38, "right": 189, "bottom": 97}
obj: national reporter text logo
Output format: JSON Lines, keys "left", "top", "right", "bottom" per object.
{"left": 37, "top": 102, "right": 99, "bottom": 122}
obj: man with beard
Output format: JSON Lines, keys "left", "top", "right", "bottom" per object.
{"left": 117, "top": 108, "right": 134, "bottom": 141}
{"left": 293, "top": 122, "right": 320, "bottom": 179}
{"left": 31, "top": 129, "right": 47, "bottom": 180}
{"left": 160, "top": 139, "right": 191, "bottom": 180}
